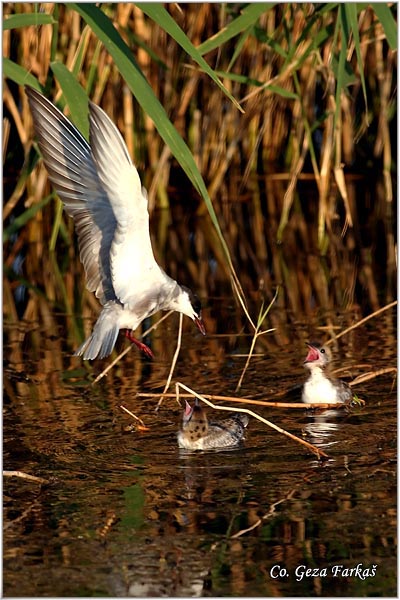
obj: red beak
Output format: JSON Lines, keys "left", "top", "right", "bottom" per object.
{"left": 304, "top": 343, "right": 320, "bottom": 363}
{"left": 195, "top": 316, "right": 206, "bottom": 336}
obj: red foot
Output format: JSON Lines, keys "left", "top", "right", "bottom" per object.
{"left": 125, "top": 330, "right": 154, "bottom": 359}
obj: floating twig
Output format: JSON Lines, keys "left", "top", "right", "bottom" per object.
{"left": 96, "top": 511, "right": 118, "bottom": 540}
{"left": 138, "top": 391, "right": 347, "bottom": 410}
{"left": 120, "top": 405, "right": 149, "bottom": 431}
{"left": 3, "top": 470, "right": 49, "bottom": 484}
{"left": 175, "top": 382, "right": 329, "bottom": 459}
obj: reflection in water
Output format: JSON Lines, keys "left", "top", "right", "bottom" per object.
{"left": 3, "top": 311, "right": 397, "bottom": 597}
{"left": 303, "top": 409, "right": 344, "bottom": 448}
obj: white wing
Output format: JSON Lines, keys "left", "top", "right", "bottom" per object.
{"left": 26, "top": 87, "right": 117, "bottom": 305}
{"left": 88, "top": 102, "right": 160, "bottom": 308}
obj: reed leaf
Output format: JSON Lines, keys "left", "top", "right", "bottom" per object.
{"left": 136, "top": 3, "right": 243, "bottom": 113}
{"left": 49, "top": 199, "right": 65, "bottom": 252}
{"left": 3, "top": 194, "right": 53, "bottom": 242}
{"left": 50, "top": 3, "right": 59, "bottom": 65}
{"left": 334, "top": 5, "right": 349, "bottom": 133}
{"left": 344, "top": 4, "right": 368, "bottom": 112}
{"left": 2, "top": 13, "right": 55, "bottom": 30}
{"left": 3, "top": 58, "right": 42, "bottom": 89}
{"left": 372, "top": 3, "right": 397, "bottom": 50}
{"left": 197, "top": 4, "right": 272, "bottom": 55}
{"left": 226, "top": 25, "right": 253, "bottom": 72}
{"left": 2, "top": 2, "right": 396, "bottom": 330}
{"left": 266, "top": 85, "right": 299, "bottom": 100}
{"left": 214, "top": 70, "right": 265, "bottom": 87}
{"left": 50, "top": 61, "right": 89, "bottom": 138}
{"left": 70, "top": 25, "right": 92, "bottom": 79}
{"left": 71, "top": 3, "right": 238, "bottom": 279}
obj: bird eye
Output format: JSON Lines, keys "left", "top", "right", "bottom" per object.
{"left": 321, "top": 348, "right": 325, "bottom": 354}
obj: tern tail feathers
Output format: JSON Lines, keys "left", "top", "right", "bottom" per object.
{"left": 74, "top": 302, "right": 126, "bottom": 360}
{"left": 75, "top": 323, "right": 119, "bottom": 360}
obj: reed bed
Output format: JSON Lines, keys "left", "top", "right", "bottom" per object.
{"left": 3, "top": 3, "right": 397, "bottom": 361}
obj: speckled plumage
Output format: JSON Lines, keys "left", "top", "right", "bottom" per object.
{"left": 177, "top": 400, "right": 249, "bottom": 450}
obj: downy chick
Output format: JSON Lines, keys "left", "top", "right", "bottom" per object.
{"left": 178, "top": 400, "right": 249, "bottom": 450}
{"left": 302, "top": 342, "right": 353, "bottom": 404}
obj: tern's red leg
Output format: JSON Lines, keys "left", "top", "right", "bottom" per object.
{"left": 125, "top": 330, "right": 154, "bottom": 358}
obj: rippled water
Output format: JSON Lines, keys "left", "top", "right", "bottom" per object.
{"left": 3, "top": 309, "right": 397, "bottom": 597}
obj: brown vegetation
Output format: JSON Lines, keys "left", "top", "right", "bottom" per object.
{"left": 3, "top": 3, "right": 397, "bottom": 364}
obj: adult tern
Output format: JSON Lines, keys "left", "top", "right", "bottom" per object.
{"left": 26, "top": 86, "right": 206, "bottom": 360}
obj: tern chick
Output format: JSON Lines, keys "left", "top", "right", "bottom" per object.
{"left": 302, "top": 342, "right": 353, "bottom": 404}
{"left": 178, "top": 399, "right": 249, "bottom": 450}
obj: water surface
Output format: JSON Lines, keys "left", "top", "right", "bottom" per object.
{"left": 3, "top": 310, "right": 397, "bottom": 597}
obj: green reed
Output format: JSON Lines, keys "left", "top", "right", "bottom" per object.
{"left": 3, "top": 3, "right": 397, "bottom": 356}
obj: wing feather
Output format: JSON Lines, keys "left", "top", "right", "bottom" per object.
{"left": 26, "top": 86, "right": 116, "bottom": 305}
{"left": 88, "top": 102, "right": 158, "bottom": 306}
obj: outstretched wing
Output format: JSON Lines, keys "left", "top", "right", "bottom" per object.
{"left": 88, "top": 102, "right": 159, "bottom": 308}
{"left": 26, "top": 86, "right": 117, "bottom": 305}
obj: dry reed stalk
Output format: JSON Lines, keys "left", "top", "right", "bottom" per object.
{"left": 325, "top": 300, "right": 397, "bottom": 344}
{"left": 3, "top": 178, "right": 27, "bottom": 225}
{"left": 3, "top": 3, "right": 396, "bottom": 345}
{"left": 349, "top": 367, "right": 397, "bottom": 387}
{"left": 3, "top": 470, "right": 49, "bottom": 484}
{"left": 116, "top": 3, "right": 133, "bottom": 31}
{"left": 373, "top": 26, "right": 393, "bottom": 205}
{"left": 279, "top": 133, "right": 308, "bottom": 240}
{"left": 96, "top": 511, "right": 118, "bottom": 540}
{"left": 138, "top": 391, "right": 349, "bottom": 411}
{"left": 149, "top": 162, "right": 171, "bottom": 213}
{"left": 207, "top": 141, "right": 237, "bottom": 200}
{"left": 3, "top": 278, "right": 19, "bottom": 324}
{"left": 3, "top": 117, "right": 10, "bottom": 162}
{"left": 122, "top": 83, "right": 135, "bottom": 160}
{"left": 250, "top": 178, "right": 269, "bottom": 272}
{"left": 340, "top": 92, "right": 355, "bottom": 165}
{"left": 3, "top": 84, "right": 28, "bottom": 147}
{"left": 156, "top": 313, "right": 183, "bottom": 410}
{"left": 92, "top": 52, "right": 112, "bottom": 104}
{"left": 65, "top": 11, "right": 83, "bottom": 72}
{"left": 235, "top": 289, "right": 278, "bottom": 391}
{"left": 68, "top": 26, "right": 92, "bottom": 85}
{"left": 175, "top": 382, "right": 329, "bottom": 459}
{"left": 333, "top": 108, "right": 353, "bottom": 237}
{"left": 119, "top": 405, "right": 148, "bottom": 430}
{"left": 319, "top": 86, "right": 335, "bottom": 241}
{"left": 230, "top": 487, "right": 297, "bottom": 539}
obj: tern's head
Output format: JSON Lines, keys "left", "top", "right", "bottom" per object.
{"left": 303, "top": 342, "right": 331, "bottom": 370}
{"left": 172, "top": 286, "right": 206, "bottom": 335}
